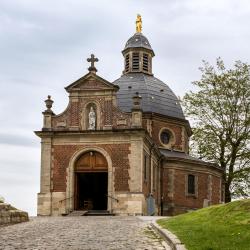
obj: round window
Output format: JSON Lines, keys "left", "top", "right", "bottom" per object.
{"left": 160, "top": 129, "right": 172, "bottom": 145}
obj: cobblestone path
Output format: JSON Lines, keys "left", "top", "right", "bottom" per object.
{"left": 0, "top": 216, "right": 170, "bottom": 250}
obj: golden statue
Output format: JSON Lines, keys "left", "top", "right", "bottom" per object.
{"left": 136, "top": 14, "right": 142, "bottom": 33}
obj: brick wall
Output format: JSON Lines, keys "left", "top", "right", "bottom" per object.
{"left": 162, "top": 167, "right": 222, "bottom": 215}
{"left": 51, "top": 96, "right": 132, "bottom": 131}
{"left": 142, "top": 119, "right": 184, "bottom": 151}
{"left": 69, "top": 101, "right": 79, "bottom": 127}
{"left": 162, "top": 168, "right": 172, "bottom": 202}
{"left": 111, "top": 144, "right": 131, "bottom": 191}
{"left": 211, "top": 176, "right": 221, "bottom": 204}
{"left": 52, "top": 144, "right": 131, "bottom": 192}
{"left": 173, "top": 170, "right": 208, "bottom": 208}
{"left": 52, "top": 145, "right": 78, "bottom": 192}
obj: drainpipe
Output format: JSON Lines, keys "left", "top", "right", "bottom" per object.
{"left": 149, "top": 144, "right": 154, "bottom": 195}
{"left": 50, "top": 137, "right": 53, "bottom": 216}
{"left": 159, "top": 156, "right": 164, "bottom": 216}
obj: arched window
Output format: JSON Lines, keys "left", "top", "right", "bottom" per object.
{"left": 125, "top": 54, "right": 130, "bottom": 73}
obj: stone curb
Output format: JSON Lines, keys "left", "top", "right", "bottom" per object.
{"left": 151, "top": 221, "right": 187, "bottom": 250}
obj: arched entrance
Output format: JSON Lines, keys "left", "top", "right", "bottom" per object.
{"left": 74, "top": 151, "right": 108, "bottom": 210}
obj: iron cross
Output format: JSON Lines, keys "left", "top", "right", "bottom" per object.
{"left": 87, "top": 54, "right": 99, "bottom": 73}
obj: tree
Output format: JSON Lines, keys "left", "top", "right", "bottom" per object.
{"left": 183, "top": 58, "right": 250, "bottom": 202}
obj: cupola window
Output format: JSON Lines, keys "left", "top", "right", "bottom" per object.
{"left": 143, "top": 53, "right": 149, "bottom": 72}
{"left": 125, "top": 54, "right": 130, "bottom": 73}
{"left": 132, "top": 52, "right": 140, "bottom": 70}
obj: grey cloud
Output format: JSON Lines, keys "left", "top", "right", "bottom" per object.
{"left": 0, "top": 133, "right": 39, "bottom": 147}
{"left": 1, "top": 0, "right": 250, "bottom": 215}
{"left": 0, "top": 173, "right": 38, "bottom": 186}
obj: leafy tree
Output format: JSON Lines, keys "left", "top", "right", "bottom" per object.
{"left": 183, "top": 58, "right": 250, "bottom": 202}
{"left": 0, "top": 195, "right": 4, "bottom": 203}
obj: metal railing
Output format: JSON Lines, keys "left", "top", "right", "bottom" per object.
{"left": 106, "top": 194, "right": 119, "bottom": 203}
{"left": 58, "top": 196, "right": 74, "bottom": 204}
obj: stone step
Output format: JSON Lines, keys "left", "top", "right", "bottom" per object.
{"left": 67, "top": 210, "right": 87, "bottom": 216}
{"left": 84, "top": 210, "right": 115, "bottom": 216}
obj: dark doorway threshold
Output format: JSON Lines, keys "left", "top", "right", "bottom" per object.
{"left": 75, "top": 172, "right": 108, "bottom": 211}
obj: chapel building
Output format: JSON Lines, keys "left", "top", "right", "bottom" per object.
{"left": 35, "top": 16, "right": 224, "bottom": 216}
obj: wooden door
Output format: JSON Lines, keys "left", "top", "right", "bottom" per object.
{"left": 74, "top": 151, "right": 108, "bottom": 210}
{"left": 75, "top": 151, "right": 108, "bottom": 172}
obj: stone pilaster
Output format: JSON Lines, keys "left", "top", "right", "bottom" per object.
{"left": 37, "top": 137, "right": 52, "bottom": 216}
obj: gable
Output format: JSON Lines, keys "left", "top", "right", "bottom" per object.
{"left": 65, "top": 72, "right": 119, "bottom": 92}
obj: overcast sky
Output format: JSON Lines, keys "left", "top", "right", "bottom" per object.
{"left": 0, "top": 0, "right": 250, "bottom": 215}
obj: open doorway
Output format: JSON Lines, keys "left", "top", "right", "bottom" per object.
{"left": 75, "top": 172, "right": 108, "bottom": 210}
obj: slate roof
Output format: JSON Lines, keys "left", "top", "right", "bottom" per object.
{"left": 160, "top": 149, "right": 224, "bottom": 171}
{"left": 160, "top": 149, "right": 205, "bottom": 163}
{"left": 124, "top": 33, "right": 154, "bottom": 53}
{"left": 113, "top": 73, "right": 185, "bottom": 120}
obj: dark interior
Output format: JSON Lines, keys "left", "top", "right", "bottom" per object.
{"left": 76, "top": 172, "right": 108, "bottom": 210}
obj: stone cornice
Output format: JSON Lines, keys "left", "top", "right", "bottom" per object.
{"left": 34, "top": 128, "right": 146, "bottom": 138}
{"left": 163, "top": 157, "right": 224, "bottom": 173}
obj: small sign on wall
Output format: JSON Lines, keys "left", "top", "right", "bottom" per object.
{"left": 146, "top": 195, "right": 155, "bottom": 215}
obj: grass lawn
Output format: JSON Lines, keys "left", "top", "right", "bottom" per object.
{"left": 157, "top": 199, "right": 250, "bottom": 250}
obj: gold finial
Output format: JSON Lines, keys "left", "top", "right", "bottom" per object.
{"left": 136, "top": 14, "right": 142, "bottom": 33}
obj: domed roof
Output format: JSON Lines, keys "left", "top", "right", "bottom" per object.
{"left": 124, "top": 33, "right": 154, "bottom": 53}
{"left": 113, "top": 73, "right": 185, "bottom": 120}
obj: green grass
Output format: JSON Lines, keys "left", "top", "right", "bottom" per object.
{"left": 157, "top": 199, "right": 250, "bottom": 250}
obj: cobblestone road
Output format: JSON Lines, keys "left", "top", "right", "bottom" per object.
{"left": 0, "top": 216, "right": 170, "bottom": 250}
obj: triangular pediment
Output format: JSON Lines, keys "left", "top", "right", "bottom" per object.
{"left": 65, "top": 72, "right": 119, "bottom": 92}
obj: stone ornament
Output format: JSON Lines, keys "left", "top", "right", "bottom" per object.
{"left": 136, "top": 14, "right": 142, "bottom": 33}
{"left": 44, "top": 95, "right": 54, "bottom": 113}
{"left": 88, "top": 106, "right": 96, "bottom": 130}
{"left": 132, "top": 92, "right": 142, "bottom": 110}
{"left": 87, "top": 54, "right": 99, "bottom": 73}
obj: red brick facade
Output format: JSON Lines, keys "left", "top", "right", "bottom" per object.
{"left": 52, "top": 97, "right": 131, "bottom": 130}
{"left": 52, "top": 144, "right": 131, "bottom": 192}
{"left": 69, "top": 101, "right": 79, "bottom": 127}
{"left": 162, "top": 167, "right": 222, "bottom": 215}
{"left": 142, "top": 118, "right": 185, "bottom": 152}
{"left": 151, "top": 120, "right": 183, "bottom": 150}
{"left": 37, "top": 70, "right": 224, "bottom": 216}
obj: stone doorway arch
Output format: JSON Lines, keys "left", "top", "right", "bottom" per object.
{"left": 66, "top": 147, "right": 113, "bottom": 213}
{"left": 74, "top": 151, "right": 108, "bottom": 210}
